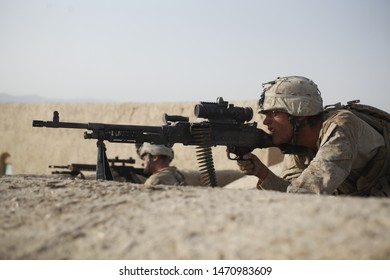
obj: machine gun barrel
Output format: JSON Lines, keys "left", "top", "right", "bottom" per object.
{"left": 33, "top": 112, "right": 164, "bottom": 144}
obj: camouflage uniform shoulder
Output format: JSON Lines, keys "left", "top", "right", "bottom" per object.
{"left": 145, "top": 167, "right": 187, "bottom": 186}
{"left": 324, "top": 100, "right": 390, "bottom": 134}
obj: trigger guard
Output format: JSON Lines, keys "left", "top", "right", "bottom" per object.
{"left": 226, "top": 149, "right": 240, "bottom": 160}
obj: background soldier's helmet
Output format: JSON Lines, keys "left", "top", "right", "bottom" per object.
{"left": 137, "top": 143, "right": 174, "bottom": 160}
{"left": 258, "top": 76, "right": 323, "bottom": 116}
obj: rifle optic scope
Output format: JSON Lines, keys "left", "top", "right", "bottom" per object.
{"left": 194, "top": 97, "right": 253, "bottom": 123}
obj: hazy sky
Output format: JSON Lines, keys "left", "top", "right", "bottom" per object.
{"left": 1, "top": 0, "right": 389, "bottom": 111}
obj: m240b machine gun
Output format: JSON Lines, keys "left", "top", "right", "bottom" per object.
{"left": 33, "top": 97, "right": 301, "bottom": 186}
{"left": 49, "top": 157, "right": 146, "bottom": 183}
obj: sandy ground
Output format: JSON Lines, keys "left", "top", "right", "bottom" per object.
{"left": 1, "top": 174, "right": 390, "bottom": 260}
{"left": 1, "top": 102, "right": 390, "bottom": 260}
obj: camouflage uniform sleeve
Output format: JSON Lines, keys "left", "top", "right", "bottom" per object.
{"left": 257, "top": 170, "right": 290, "bottom": 192}
{"left": 259, "top": 153, "right": 310, "bottom": 192}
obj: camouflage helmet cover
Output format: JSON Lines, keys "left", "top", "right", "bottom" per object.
{"left": 138, "top": 143, "right": 174, "bottom": 159}
{"left": 258, "top": 76, "right": 323, "bottom": 116}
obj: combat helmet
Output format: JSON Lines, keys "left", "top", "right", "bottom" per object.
{"left": 258, "top": 76, "right": 323, "bottom": 116}
{"left": 137, "top": 143, "right": 174, "bottom": 161}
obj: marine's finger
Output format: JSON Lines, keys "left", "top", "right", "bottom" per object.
{"left": 242, "top": 153, "right": 253, "bottom": 160}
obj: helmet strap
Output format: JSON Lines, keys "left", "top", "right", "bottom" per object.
{"left": 288, "top": 116, "right": 309, "bottom": 145}
{"left": 288, "top": 113, "right": 324, "bottom": 145}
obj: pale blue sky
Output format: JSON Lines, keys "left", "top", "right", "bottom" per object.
{"left": 1, "top": 0, "right": 389, "bottom": 111}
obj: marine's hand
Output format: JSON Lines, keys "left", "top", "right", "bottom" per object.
{"left": 237, "top": 153, "right": 258, "bottom": 175}
{"left": 237, "top": 153, "right": 269, "bottom": 180}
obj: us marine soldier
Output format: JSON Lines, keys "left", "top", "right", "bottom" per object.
{"left": 137, "top": 143, "right": 187, "bottom": 187}
{"left": 237, "top": 76, "right": 389, "bottom": 197}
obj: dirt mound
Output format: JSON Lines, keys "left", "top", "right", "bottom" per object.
{"left": 1, "top": 175, "right": 389, "bottom": 260}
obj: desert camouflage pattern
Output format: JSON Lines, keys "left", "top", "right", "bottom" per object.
{"left": 144, "top": 166, "right": 187, "bottom": 187}
{"left": 259, "top": 109, "right": 389, "bottom": 196}
{"left": 259, "top": 76, "right": 323, "bottom": 116}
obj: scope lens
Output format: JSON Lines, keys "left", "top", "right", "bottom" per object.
{"left": 239, "top": 107, "right": 253, "bottom": 122}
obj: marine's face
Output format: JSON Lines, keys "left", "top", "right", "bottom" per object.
{"left": 141, "top": 154, "right": 152, "bottom": 176}
{"left": 262, "top": 111, "right": 293, "bottom": 145}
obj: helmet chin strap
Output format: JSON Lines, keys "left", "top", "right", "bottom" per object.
{"left": 288, "top": 116, "right": 309, "bottom": 145}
